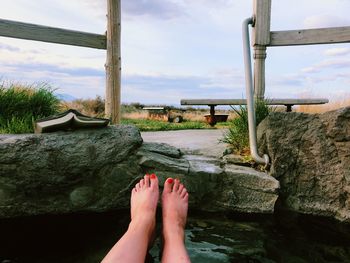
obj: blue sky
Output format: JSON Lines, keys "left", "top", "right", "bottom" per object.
{"left": 0, "top": 0, "right": 350, "bottom": 105}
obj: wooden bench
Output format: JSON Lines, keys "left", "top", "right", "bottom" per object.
{"left": 181, "top": 98, "right": 328, "bottom": 126}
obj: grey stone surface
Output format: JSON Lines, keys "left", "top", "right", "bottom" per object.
{"left": 139, "top": 142, "right": 182, "bottom": 158}
{"left": 221, "top": 154, "right": 250, "bottom": 166}
{"left": 138, "top": 151, "right": 190, "bottom": 173}
{"left": 215, "top": 165, "right": 280, "bottom": 213}
{"left": 141, "top": 129, "right": 228, "bottom": 157}
{"left": 258, "top": 107, "right": 350, "bottom": 222}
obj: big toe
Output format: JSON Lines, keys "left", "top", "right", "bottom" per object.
{"left": 163, "top": 177, "right": 174, "bottom": 194}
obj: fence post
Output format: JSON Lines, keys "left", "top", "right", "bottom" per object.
{"left": 106, "top": 0, "right": 121, "bottom": 124}
{"left": 252, "top": 0, "right": 271, "bottom": 100}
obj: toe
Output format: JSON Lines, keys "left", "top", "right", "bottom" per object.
{"left": 136, "top": 182, "right": 141, "bottom": 191}
{"left": 140, "top": 179, "right": 145, "bottom": 189}
{"left": 180, "top": 188, "right": 187, "bottom": 198}
{"left": 144, "top": 174, "right": 150, "bottom": 187}
{"left": 150, "top": 173, "right": 158, "bottom": 189}
{"left": 183, "top": 192, "right": 189, "bottom": 201}
{"left": 163, "top": 178, "right": 174, "bottom": 194}
{"left": 173, "top": 178, "right": 180, "bottom": 192}
{"left": 178, "top": 183, "right": 184, "bottom": 194}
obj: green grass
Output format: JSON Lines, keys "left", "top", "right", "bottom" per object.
{"left": 0, "top": 82, "right": 60, "bottom": 133}
{"left": 222, "top": 100, "right": 272, "bottom": 154}
{"left": 121, "top": 118, "right": 223, "bottom": 131}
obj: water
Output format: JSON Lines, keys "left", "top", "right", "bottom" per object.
{"left": 1, "top": 210, "right": 350, "bottom": 263}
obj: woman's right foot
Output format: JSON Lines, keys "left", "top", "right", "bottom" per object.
{"left": 161, "top": 178, "right": 189, "bottom": 243}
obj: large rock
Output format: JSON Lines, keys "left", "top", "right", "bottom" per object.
{"left": 137, "top": 149, "right": 279, "bottom": 214}
{"left": 0, "top": 125, "right": 143, "bottom": 217}
{"left": 0, "top": 126, "right": 280, "bottom": 218}
{"left": 258, "top": 107, "right": 350, "bottom": 222}
{"left": 216, "top": 165, "right": 279, "bottom": 213}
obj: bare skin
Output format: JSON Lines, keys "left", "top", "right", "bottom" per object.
{"left": 101, "top": 175, "right": 190, "bottom": 263}
{"left": 102, "top": 174, "right": 159, "bottom": 263}
{"left": 161, "top": 178, "right": 191, "bottom": 263}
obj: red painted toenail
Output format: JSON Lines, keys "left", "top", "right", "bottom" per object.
{"left": 167, "top": 178, "right": 173, "bottom": 184}
{"left": 150, "top": 174, "right": 156, "bottom": 179}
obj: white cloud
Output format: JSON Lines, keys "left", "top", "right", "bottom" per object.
{"left": 324, "top": 47, "right": 350, "bottom": 56}
{"left": 303, "top": 14, "right": 350, "bottom": 28}
{"left": 302, "top": 59, "right": 350, "bottom": 73}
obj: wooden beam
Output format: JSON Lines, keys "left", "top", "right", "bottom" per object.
{"left": 252, "top": 0, "right": 271, "bottom": 46}
{"left": 181, "top": 98, "right": 329, "bottom": 106}
{"left": 105, "top": 0, "right": 121, "bottom": 124}
{"left": 270, "top": 27, "right": 350, "bottom": 46}
{"left": 0, "top": 18, "right": 106, "bottom": 49}
{"left": 252, "top": 0, "right": 271, "bottom": 100}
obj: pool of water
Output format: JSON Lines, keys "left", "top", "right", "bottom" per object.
{"left": 1, "top": 210, "right": 350, "bottom": 263}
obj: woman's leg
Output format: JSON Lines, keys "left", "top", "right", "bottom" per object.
{"left": 102, "top": 174, "right": 159, "bottom": 263}
{"left": 161, "top": 178, "right": 191, "bottom": 263}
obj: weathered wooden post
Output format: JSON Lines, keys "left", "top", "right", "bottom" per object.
{"left": 106, "top": 0, "right": 121, "bottom": 124}
{"left": 252, "top": 0, "right": 271, "bottom": 100}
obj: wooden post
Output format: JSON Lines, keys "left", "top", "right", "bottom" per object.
{"left": 252, "top": 0, "right": 271, "bottom": 100}
{"left": 106, "top": 0, "right": 121, "bottom": 124}
{"left": 253, "top": 45, "right": 267, "bottom": 99}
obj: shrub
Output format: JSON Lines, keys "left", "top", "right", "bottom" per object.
{"left": 222, "top": 100, "right": 272, "bottom": 154}
{"left": 61, "top": 96, "right": 105, "bottom": 117}
{"left": 0, "top": 82, "right": 60, "bottom": 133}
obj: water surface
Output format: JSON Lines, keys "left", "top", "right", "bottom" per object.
{"left": 0, "top": 210, "right": 349, "bottom": 262}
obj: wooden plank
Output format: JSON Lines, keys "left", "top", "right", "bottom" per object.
{"left": 105, "top": 0, "right": 121, "bottom": 124}
{"left": 0, "top": 18, "right": 106, "bottom": 49}
{"left": 270, "top": 27, "right": 350, "bottom": 46}
{"left": 252, "top": 0, "right": 271, "bottom": 46}
{"left": 181, "top": 98, "right": 329, "bottom": 106}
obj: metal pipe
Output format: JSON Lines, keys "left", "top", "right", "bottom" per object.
{"left": 242, "top": 17, "right": 269, "bottom": 165}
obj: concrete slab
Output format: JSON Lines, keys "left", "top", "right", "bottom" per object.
{"left": 141, "top": 129, "right": 229, "bottom": 158}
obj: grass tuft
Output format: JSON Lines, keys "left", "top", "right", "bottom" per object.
{"left": 222, "top": 100, "right": 272, "bottom": 154}
{"left": 0, "top": 82, "right": 60, "bottom": 133}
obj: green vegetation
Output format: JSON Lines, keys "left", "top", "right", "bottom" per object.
{"left": 0, "top": 82, "right": 60, "bottom": 133}
{"left": 121, "top": 118, "right": 210, "bottom": 131}
{"left": 222, "top": 100, "right": 272, "bottom": 154}
{"left": 0, "top": 82, "right": 233, "bottom": 134}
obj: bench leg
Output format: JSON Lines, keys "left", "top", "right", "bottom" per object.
{"left": 208, "top": 105, "right": 217, "bottom": 126}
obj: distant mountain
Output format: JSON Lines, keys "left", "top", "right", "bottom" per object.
{"left": 55, "top": 93, "right": 77, "bottom": 102}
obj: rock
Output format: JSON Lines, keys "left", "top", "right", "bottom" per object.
{"left": 139, "top": 142, "right": 182, "bottom": 158}
{"left": 221, "top": 154, "right": 251, "bottom": 166}
{"left": 70, "top": 186, "right": 94, "bottom": 208}
{"left": 0, "top": 125, "right": 280, "bottom": 218}
{"left": 215, "top": 165, "right": 279, "bottom": 213}
{"left": 138, "top": 150, "right": 189, "bottom": 173}
{"left": 258, "top": 107, "right": 350, "bottom": 222}
{"left": 0, "top": 125, "right": 143, "bottom": 218}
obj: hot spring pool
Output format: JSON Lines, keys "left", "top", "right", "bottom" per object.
{"left": 1, "top": 210, "right": 350, "bottom": 263}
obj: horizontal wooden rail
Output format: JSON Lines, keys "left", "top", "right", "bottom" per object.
{"left": 181, "top": 98, "right": 328, "bottom": 106}
{"left": 0, "top": 18, "right": 106, "bottom": 49}
{"left": 269, "top": 27, "right": 350, "bottom": 46}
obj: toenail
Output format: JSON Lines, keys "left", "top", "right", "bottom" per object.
{"left": 150, "top": 174, "right": 156, "bottom": 179}
{"left": 167, "top": 178, "right": 173, "bottom": 184}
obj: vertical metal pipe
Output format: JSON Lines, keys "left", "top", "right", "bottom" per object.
{"left": 242, "top": 17, "right": 269, "bottom": 165}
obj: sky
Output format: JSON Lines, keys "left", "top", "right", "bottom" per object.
{"left": 0, "top": 0, "right": 350, "bottom": 106}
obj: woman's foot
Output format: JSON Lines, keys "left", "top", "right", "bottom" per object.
{"left": 130, "top": 174, "right": 159, "bottom": 243}
{"left": 161, "top": 178, "right": 190, "bottom": 263}
{"left": 102, "top": 174, "right": 159, "bottom": 263}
